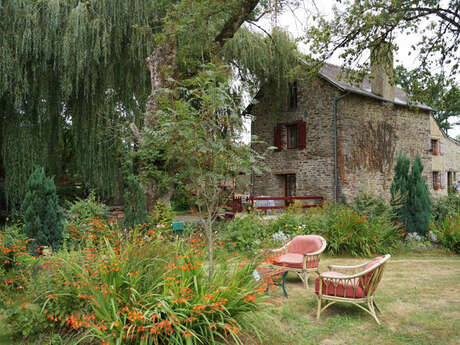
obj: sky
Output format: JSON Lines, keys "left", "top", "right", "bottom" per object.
{"left": 243, "top": 0, "right": 460, "bottom": 140}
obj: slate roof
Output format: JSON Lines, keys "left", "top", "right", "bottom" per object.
{"left": 319, "top": 63, "right": 433, "bottom": 111}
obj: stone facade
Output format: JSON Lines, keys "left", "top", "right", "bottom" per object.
{"left": 430, "top": 116, "right": 460, "bottom": 196}
{"left": 251, "top": 71, "right": 445, "bottom": 202}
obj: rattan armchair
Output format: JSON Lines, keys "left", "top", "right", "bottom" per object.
{"left": 269, "top": 235, "right": 327, "bottom": 289}
{"left": 315, "top": 254, "right": 391, "bottom": 325}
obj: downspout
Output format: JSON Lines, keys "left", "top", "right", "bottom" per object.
{"left": 333, "top": 92, "right": 349, "bottom": 203}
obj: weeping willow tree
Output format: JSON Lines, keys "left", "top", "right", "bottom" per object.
{"left": 0, "top": 0, "right": 170, "bottom": 209}
{"left": 0, "top": 0, "right": 302, "bottom": 210}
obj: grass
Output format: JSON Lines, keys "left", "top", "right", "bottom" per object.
{"left": 250, "top": 249, "right": 460, "bottom": 345}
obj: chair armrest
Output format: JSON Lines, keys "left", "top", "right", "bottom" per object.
{"left": 328, "top": 262, "right": 368, "bottom": 271}
{"left": 319, "top": 271, "right": 365, "bottom": 280}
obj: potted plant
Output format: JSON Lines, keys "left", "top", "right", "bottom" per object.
{"left": 433, "top": 148, "right": 439, "bottom": 155}
{"left": 434, "top": 183, "right": 441, "bottom": 190}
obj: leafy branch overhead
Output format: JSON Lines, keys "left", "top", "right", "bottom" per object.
{"left": 307, "top": 0, "right": 460, "bottom": 76}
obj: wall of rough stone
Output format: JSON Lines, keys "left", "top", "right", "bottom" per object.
{"left": 338, "top": 94, "right": 431, "bottom": 201}
{"left": 430, "top": 116, "right": 460, "bottom": 196}
{"left": 251, "top": 75, "right": 339, "bottom": 201}
{"left": 251, "top": 74, "right": 434, "bottom": 202}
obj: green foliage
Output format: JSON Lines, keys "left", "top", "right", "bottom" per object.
{"left": 307, "top": 0, "right": 460, "bottom": 83}
{"left": 432, "top": 194, "right": 460, "bottom": 222}
{"left": 21, "top": 167, "right": 63, "bottom": 251}
{"left": 432, "top": 216, "right": 460, "bottom": 254}
{"left": 406, "top": 156, "right": 432, "bottom": 236}
{"left": 219, "top": 214, "right": 266, "bottom": 251}
{"left": 0, "top": 224, "right": 33, "bottom": 274}
{"left": 390, "top": 155, "right": 410, "bottom": 226}
{"left": 1, "top": 0, "right": 161, "bottom": 207}
{"left": 146, "top": 63, "right": 265, "bottom": 279}
{"left": 65, "top": 191, "right": 109, "bottom": 224}
{"left": 395, "top": 66, "right": 460, "bottom": 131}
{"left": 350, "top": 192, "right": 394, "bottom": 221}
{"left": 171, "top": 185, "right": 192, "bottom": 211}
{"left": 321, "top": 204, "right": 402, "bottom": 257}
{"left": 222, "top": 27, "right": 301, "bottom": 115}
{"left": 220, "top": 197, "right": 402, "bottom": 257}
{"left": 123, "top": 175, "right": 149, "bottom": 229}
{"left": 149, "top": 201, "right": 175, "bottom": 228}
{"left": 391, "top": 155, "right": 431, "bottom": 235}
{"left": 3, "top": 223, "right": 264, "bottom": 344}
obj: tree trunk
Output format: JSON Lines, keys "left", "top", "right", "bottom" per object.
{"left": 142, "top": 41, "right": 177, "bottom": 209}
{"left": 140, "top": 1, "right": 261, "bottom": 209}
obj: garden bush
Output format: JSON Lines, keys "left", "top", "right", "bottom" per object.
{"left": 432, "top": 215, "right": 460, "bottom": 254}
{"left": 432, "top": 194, "right": 460, "bottom": 222}
{"left": 2, "top": 222, "right": 265, "bottom": 344}
{"left": 320, "top": 204, "right": 402, "bottom": 257}
{"left": 65, "top": 191, "right": 109, "bottom": 224}
{"left": 149, "top": 201, "right": 175, "bottom": 229}
{"left": 219, "top": 213, "right": 266, "bottom": 251}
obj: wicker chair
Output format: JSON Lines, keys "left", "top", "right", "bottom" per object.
{"left": 315, "top": 254, "right": 391, "bottom": 325}
{"left": 269, "top": 235, "right": 327, "bottom": 289}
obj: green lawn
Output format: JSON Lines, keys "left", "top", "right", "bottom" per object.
{"left": 250, "top": 250, "right": 460, "bottom": 345}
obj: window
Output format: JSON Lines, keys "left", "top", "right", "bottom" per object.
{"left": 431, "top": 139, "right": 439, "bottom": 155}
{"left": 287, "top": 125, "right": 298, "bottom": 149}
{"left": 289, "top": 81, "right": 298, "bottom": 109}
{"left": 433, "top": 171, "right": 440, "bottom": 190}
{"left": 273, "top": 121, "right": 306, "bottom": 151}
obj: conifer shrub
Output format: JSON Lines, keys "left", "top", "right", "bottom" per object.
{"left": 406, "top": 156, "right": 431, "bottom": 235}
{"left": 390, "top": 155, "right": 411, "bottom": 226}
{"left": 21, "top": 167, "right": 63, "bottom": 251}
{"left": 390, "top": 155, "right": 431, "bottom": 236}
{"left": 149, "top": 201, "right": 175, "bottom": 229}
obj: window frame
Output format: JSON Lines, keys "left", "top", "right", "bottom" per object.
{"left": 286, "top": 124, "right": 299, "bottom": 149}
{"left": 431, "top": 139, "right": 439, "bottom": 155}
{"left": 432, "top": 171, "right": 440, "bottom": 190}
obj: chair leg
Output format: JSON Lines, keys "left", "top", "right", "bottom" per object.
{"left": 304, "top": 271, "right": 309, "bottom": 289}
{"left": 373, "top": 300, "right": 382, "bottom": 313}
{"left": 367, "top": 300, "right": 381, "bottom": 325}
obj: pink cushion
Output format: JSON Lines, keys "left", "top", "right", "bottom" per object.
{"left": 287, "top": 235, "right": 323, "bottom": 254}
{"left": 315, "top": 272, "right": 364, "bottom": 298}
{"left": 271, "top": 253, "right": 319, "bottom": 269}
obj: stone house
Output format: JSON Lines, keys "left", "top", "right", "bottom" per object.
{"left": 430, "top": 116, "right": 460, "bottom": 195}
{"left": 250, "top": 48, "right": 460, "bottom": 203}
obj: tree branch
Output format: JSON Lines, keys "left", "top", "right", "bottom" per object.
{"left": 214, "top": 0, "right": 260, "bottom": 47}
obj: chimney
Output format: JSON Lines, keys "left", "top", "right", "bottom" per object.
{"left": 370, "top": 42, "right": 394, "bottom": 100}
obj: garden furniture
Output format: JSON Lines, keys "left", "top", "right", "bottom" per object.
{"left": 315, "top": 254, "right": 391, "bottom": 325}
{"left": 269, "top": 235, "right": 327, "bottom": 289}
{"left": 253, "top": 266, "right": 289, "bottom": 297}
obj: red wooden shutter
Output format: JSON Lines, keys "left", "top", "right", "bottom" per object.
{"left": 274, "top": 125, "right": 282, "bottom": 151}
{"left": 297, "top": 121, "right": 306, "bottom": 149}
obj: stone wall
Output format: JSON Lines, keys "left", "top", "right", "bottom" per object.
{"left": 251, "top": 74, "right": 435, "bottom": 202}
{"left": 251, "top": 76, "right": 339, "bottom": 201}
{"left": 337, "top": 94, "right": 431, "bottom": 201}
{"left": 430, "top": 116, "right": 460, "bottom": 196}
